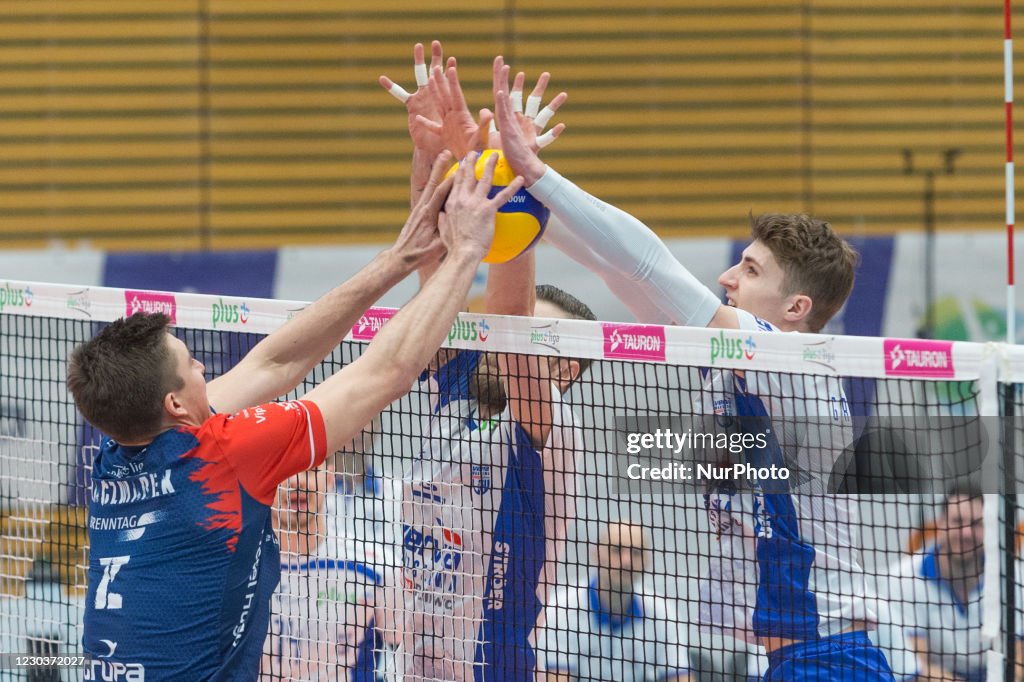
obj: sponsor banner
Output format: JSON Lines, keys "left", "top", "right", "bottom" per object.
{"left": 883, "top": 339, "right": 955, "bottom": 379}
{"left": 0, "top": 280, "right": 995, "bottom": 383}
{"left": 602, "top": 323, "right": 667, "bottom": 362}
{"left": 0, "top": 281, "right": 34, "bottom": 313}
{"left": 802, "top": 337, "right": 837, "bottom": 373}
{"left": 124, "top": 290, "right": 177, "bottom": 323}
{"left": 351, "top": 307, "right": 397, "bottom": 341}
{"left": 447, "top": 317, "right": 490, "bottom": 346}
{"left": 708, "top": 329, "right": 758, "bottom": 366}
{"left": 210, "top": 297, "right": 251, "bottom": 330}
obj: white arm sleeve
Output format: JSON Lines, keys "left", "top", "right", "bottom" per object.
{"left": 531, "top": 166, "right": 723, "bottom": 327}
{"left": 543, "top": 215, "right": 672, "bottom": 323}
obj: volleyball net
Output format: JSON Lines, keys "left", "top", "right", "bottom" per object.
{"left": 0, "top": 279, "right": 1021, "bottom": 681}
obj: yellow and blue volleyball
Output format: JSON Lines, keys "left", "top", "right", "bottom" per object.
{"left": 445, "top": 149, "right": 549, "bottom": 264}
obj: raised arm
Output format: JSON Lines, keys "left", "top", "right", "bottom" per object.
{"left": 481, "top": 242, "right": 554, "bottom": 445}
{"left": 380, "top": 40, "right": 448, "bottom": 206}
{"left": 303, "top": 152, "right": 525, "bottom": 454}
{"left": 206, "top": 156, "right": 452, "bottom": 415}
{"left": 492, "top": 56, "right": 736, "bottom": 330}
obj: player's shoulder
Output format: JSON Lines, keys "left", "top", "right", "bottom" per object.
{"left": 733, "top": 308, "right": 778, "bottom": 333}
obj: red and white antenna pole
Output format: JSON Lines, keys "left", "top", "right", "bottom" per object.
{"left": 1007, "top": 0, "right": 1016, "bottom": 343}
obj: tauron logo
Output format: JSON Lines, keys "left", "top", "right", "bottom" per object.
{"left": 602, "top": 323, "right": 667, "bottom": 361}
{"left": 352, "top": 307, "right": 396, "bottom": 341}
{"left": 125, "top": 290, "right": 177, "bottom": 323}
{"left": 883, "top": 339, "right": 955, "bottom": 379}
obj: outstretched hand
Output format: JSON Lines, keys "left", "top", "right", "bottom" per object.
{"left": 492, "top": 57, "right": 557, "bottom": 186}
{"left": 379, "top": 41, "right": 450, "bottom": 155}
{"left": 489, "top": 56, "right": 567, "bottom": 154}
{"left": 414, "top": 63, "right": 490, "bottom": 159}
{"left": 440, "top": 152, "right": 525, "bottom": 259}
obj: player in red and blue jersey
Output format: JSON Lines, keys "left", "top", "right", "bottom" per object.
{"left": 67, "top": 152, "right": 524, "bottom": 682}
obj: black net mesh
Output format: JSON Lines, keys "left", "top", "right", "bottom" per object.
{"left": 0, "top": 308, "right": 1018, "bottom": 682}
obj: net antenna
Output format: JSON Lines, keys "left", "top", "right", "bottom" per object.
{"left": 1007, "top": 0, "right": 1016, "bottom": 344}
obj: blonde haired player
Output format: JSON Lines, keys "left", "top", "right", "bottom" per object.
{"left": 490, "top": 55, "right": 893, "bottom": 682}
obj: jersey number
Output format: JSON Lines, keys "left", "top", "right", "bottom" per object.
{"left": 95, "top": 555, "right": 130, "bottom": 610}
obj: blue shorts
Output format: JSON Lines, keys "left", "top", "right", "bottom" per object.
{"left": 764, "top": 631, "right": 895, "bottom": 682}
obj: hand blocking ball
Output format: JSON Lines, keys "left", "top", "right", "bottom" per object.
{"left": 445, "top": 149, "right": 550, "bottom": 264}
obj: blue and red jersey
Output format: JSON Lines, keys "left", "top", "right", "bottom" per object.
{"left": 82, "top": 400, "right": 327, "bottom": 681}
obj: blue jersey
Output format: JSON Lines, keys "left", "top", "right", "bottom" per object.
{"left": 83, "top": 400, "right": 327, "bottom": 681}
{"left": 398, "top": 351, "right": 582, "bottom": 682}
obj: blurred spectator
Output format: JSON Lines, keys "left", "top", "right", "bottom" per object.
{"left": 262, "top": 458, "right": 395, "bottom": 681}
{"left": 884, "top": 486, "right": 988, "bottom": 681}
{"left": 537, "top": 521, "right": 690, "bottom": 682}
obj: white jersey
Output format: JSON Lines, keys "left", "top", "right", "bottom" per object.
{"left": 881, "top": 548, "right": 999, "bottom": 681}
{"left": 263, "top": 483, "right": 398, "bottom": 682}
{"left": 398, "top": 351, "right": 581, "bottom": 682}
{"left": 537, "top": 579, "right": 689, "bottom": 682}
{"left": 698, "top": 309, "right": 873, "bottom": 643}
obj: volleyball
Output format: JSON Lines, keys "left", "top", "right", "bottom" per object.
{"left": 446, "top": 149, "right": 550, "bottom": 264}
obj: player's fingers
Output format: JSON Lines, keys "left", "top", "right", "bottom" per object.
{"left": 475, "top": 152, "right": 499, "bottom": 197}
{"left": 528, "top": 72, "right": 551, "bottom": 102}
{"left": 412, "top": 43, "right": 429, "bottom": 87}
{"left": 452, "top": 151, "right": 480, "bottom": 194}
{"left": 416, "top": 153, "right": 453, "bottom": 213}
{"left": 510, "top": 73, "right": 525, "bottom": 114}
{"left": 512, "top": 72, "right": 526, "bottom": 95}
{"left": 380, "top": 76, "right": 411, "bottom": 104}
{"left": 533, "top": 92, "right": 566, "bottom": 131}
{"left": 446, "top": 65, "right": 469, "bottom": 109}
{"left": 430, "top": 65, "right": 452, "bottom": 103}
{"left": 494, "top": 89, "right": 516, "bottom": 131}
{"left": 491, "top": 176, "right": 526, "bottom": 206}
{"left": 425, "top": 151, "right": 453, "bottom": 191}
{"left": 415, "top": 63, "right": 429, "bottom": 88}
{"left": 536, "top": 124, "right": 564, "bottom": 149}
{"left": 426, "top": 172, "right": 456, "bottom": 214}
{"left": 414, "top": 115, "right": 443, "bottom": 135}
{"left": 477, "top": 108, "right": 495, "bottom": 140}
{"left": 492, "top": 56, "right": 509, "bottom": 95}
{"left": 525, "top": 72, "right": 550, "bottom": 118}
{"left": 429, "top": 40, "right": 444, "bottom": 71}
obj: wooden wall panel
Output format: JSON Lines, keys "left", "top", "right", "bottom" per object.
{"left": 0, "top": 1, "right": 1016, "bottom": 248}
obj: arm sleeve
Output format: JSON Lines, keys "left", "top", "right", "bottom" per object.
{"left": 210, "top": 399, "right": 328, "bottom": 505}
{"left": 530, "top": 166, "right": 722, "bottom": 327}
{"left": 543, "top": 216, "right": 676, "bottom": 323}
